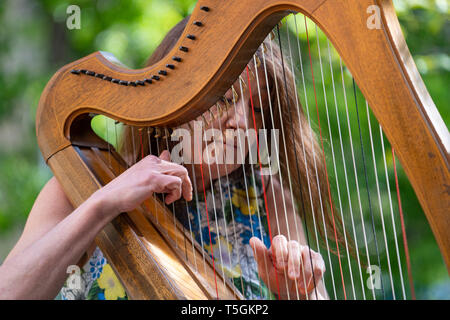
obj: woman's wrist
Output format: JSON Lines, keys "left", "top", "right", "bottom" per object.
{"left": 84, "top": 190, "right": 120, "bottom": 225}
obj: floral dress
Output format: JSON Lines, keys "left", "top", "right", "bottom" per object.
{"left": 55, "top": 247, "right": 127, "bottom": 300}
{"left": 175, "top": 168, "right": 275, "bottom": 300}
{"left": 56, "top": 168, "right": 274, "bottom": 300}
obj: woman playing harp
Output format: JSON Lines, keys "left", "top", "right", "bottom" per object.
{"left": 0, "top": 17, "right": 350, "bottom": 300}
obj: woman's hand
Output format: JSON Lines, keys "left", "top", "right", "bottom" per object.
{"left": 250, "top": 235, "right": 326, "bottom": 300}
{"left": 91, "top": 150, "right": 192, "bottom": 218}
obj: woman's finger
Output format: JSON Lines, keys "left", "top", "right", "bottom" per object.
{"left": 249, "top": 237, "right": 270, "bottom": 284}
{"left": 271, "top": 235, "right": 288, "bottom": 272}
{"left": 287, "top": 241, "right": 301, "bottom": 280}
{"left": 163, "top": 175, "right": 183, "bottom": 204}
{"left": 312, "top": 250, "right": 326, "bottom": 281}
{"left": 300, "top": 247, "right": 324, "bottom": 294}
{"left": 159, "top": 150, "right": 171, "bottom": 161}
{"left": 159, "top": 150, "right": 193, "bottom": 201}
{"left": 177, "top": 167, "right": 192, "bottom": 201}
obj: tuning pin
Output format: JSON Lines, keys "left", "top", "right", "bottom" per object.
{"left": 147, "top": 127, "right": 154, "bottom": 136}
{"left": 270, "top": 30, "right": 275, "bottom": 40}
{"left": 239, "top": 75, "right": 247, "bottom": 89}
{"left": 249, "top": 67, "right": 256, "bottom": 80}
{"left": 231, "top": 85, "right": 239, "bottom": 102}
{"left": 216, "top": 103, "right": 223, "bottom": 116}
{"left": 255, "top": 55, "right": 261, "bottom": 68}
{"left": 277, "top": 21, "right": 283, "bottom": 29}
{"left": 208, "top": 108, "right": 217, "bottom": 123}
{"left": 222, "top": 96, "right": 231, "bottom": 110}
{"left": 154, "top": 127, "right": 161, "bottom": 138}
{"left": 201, "top": 114, "right": 210, "bottom": 127}
{"left": 262, "top": 42, "right": 268, "bottom": 54}
{"left": 162, "top": 127, "right": 170, "bottom": 139}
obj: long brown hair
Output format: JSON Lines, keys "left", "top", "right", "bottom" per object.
{"left": 119, "top": 16, "right": 352, "bottom": 257}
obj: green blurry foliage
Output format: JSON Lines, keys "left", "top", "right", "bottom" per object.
{"left": 0, "top": 0, "right": 447, "bottom": 298}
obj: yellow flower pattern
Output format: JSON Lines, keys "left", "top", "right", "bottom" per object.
{"left": 231, "top": 186, "right": 258, "bottom": 215}
{"left": 204, "top": 236, "right": 242, "bottom": 279}
{"left": 97, "top": 264, "right": 126, "bottom": 300}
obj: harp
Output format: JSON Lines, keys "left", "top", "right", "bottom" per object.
{"left": 36, "top": 0, "right": 449, "bottom": 300}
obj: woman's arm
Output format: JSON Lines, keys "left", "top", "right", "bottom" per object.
{"left": 0, "top": 187, "right": 109, "bottom": 299}
{"left": 0, "top": 152, "right": 192, "bottom": 299}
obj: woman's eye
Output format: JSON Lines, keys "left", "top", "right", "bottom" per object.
{"left": 253, "top": 107, "right": 262, "bottom": 113}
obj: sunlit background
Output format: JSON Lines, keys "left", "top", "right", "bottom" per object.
{"left": 0, "top": 0, "right": 448, "bottom": 299}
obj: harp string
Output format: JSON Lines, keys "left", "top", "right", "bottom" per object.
{"left": 377, "top": 124, "right": 407, "bottom": 299}
{"left": 392, "top": 147, "right": 415, "bottom": 299}
{"left": 291, "top": 15, "right": 335, "bottom": 299}
{"left": 253, "top": 52, "right": 300, "bottom": 299}
{"left": 312, "top": 21, "right": 364, "bottom": 299}
{"left": 105, "top": 114, "right": 111, "bottom": 170}
{"left": 275, "top": 21, "right": 314, "bottom": 299}
{"left": 154, "top": 134, "right": 168, "bottom": 228}
{"left": 131, "top": 127, "right": 137, "bottom": 165}
{"left": 253, "top": 54, "right": 308, "bottom": 300}
{"left": 326, "top": 41, "right": 375, "bottom": 299}
{"left": 251, "top": 41, "right": 290, "bottom": 298}
{"left": 203, "top": 109, "right": 232, "bottom": 290}
{"left": 296, "top": 15, "right": 344, "bottom": 299}
{"left": 266, "top": 35, "right": 300, "bottom": 299}
{"left": 223, "top": 86, "right": 255, "bottom": 297}
{"left": 258, "top": 46, "right": 298, "bottom": 299}
{"left": 338, "top": 55, "right": 372, "bottom": 299}
{"left": 169, "top": 123, "right": 206, "bottom": 278}
{"left": 183, "top": 180, "right": 198, "bottom": 271}
{"left": 234, "top": 80, "right": 277, "bottom": 299}
{"left": 210, "top": 101, "right": 245, "bottom": 299}
{"left": 163, "top": 131, "right": 180, "bottom": 249}
{"left": 283, "top": 18, "right": 313, "bottom": 300}
{"left": 330, "top": 43, "right": 373, "bottom": 299}
{"left": 242, "top": 68, "right": 289, "bottom": 299}
{"left": 301, "top": 18, "right": 342, "bottom": 299}
{"left": 188, "top": 159, "right": 209, "bottom": 276}
{"left": 351, "top": 78, "right": 386, "bottom": 299}
{"left": 362, "top": 97, "right": 397, "bottom": 299}
{"left": 312, "top": 22, "right": 367, "bottom": 299}
{"left": 147, "top": 128, "right": 159, "bottom": 225}
{"left": 124, "top": 125, "right": 130, "bottom": 169}
{"left": 277, "top": 17, "right": 338, "bottom": 296}
{"left": 241, "top": 71, "right": 269, "bottom": 299}
{"left": 325, "top": 41, "right": 365, "bottom": 299}
{"left": 244, "top": 66, "right": 289, "bottom": 299}
{"left": 194, "top": 118, "right": 220, "bottom": 299}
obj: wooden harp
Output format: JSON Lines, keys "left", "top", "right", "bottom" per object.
{"left": 36, "top": 0, "right": 449, "bottom": 300}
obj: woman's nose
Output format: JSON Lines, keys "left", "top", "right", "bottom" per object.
{"left": 224, "top": 103, "right": 247, "bottom": 130}
{"left": 224, "top": 110, "right": 237, "bottom": 130}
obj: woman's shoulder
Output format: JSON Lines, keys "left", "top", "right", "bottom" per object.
{"left": 31, "top": 176, "right": 74, "bottom": 221}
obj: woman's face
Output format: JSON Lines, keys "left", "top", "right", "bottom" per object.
{"left": 175, "top": 68, "right": 265, "bottom": 185}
